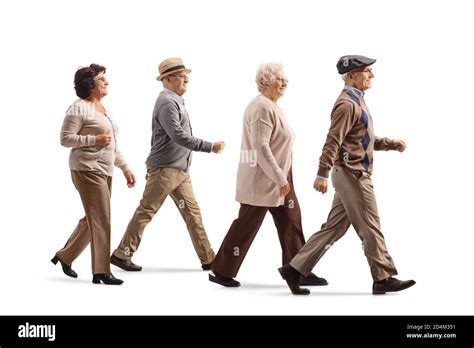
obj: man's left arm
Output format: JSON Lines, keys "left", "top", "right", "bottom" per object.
{"left": 374, "top": 137, "right": 406, "bottom": 152}
{"left": 158, "top": 101, "right": 213, "bottom": 153}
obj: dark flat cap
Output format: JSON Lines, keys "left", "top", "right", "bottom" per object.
{"left": 337, "top": 55, "right": 376, "bottom": 74}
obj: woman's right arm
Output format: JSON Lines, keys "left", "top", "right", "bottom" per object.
{"left": 60, "top": 106, "right": 96, "bottom": 148}
{"left": 249, "top": 107, "right": 288, "bottom": 188}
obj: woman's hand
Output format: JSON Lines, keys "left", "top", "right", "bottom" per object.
{"left": 96, "top": 132, "right": 112, "bottom": 147}
{"left": 280, "top": 183, "right": 290, "bottom": 197}
{"left": 124, "top": 169, "right": 136, "bottom": 188}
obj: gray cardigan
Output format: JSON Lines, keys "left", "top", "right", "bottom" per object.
{"left": 146, "top": 89, "right": 212, "bottom": 171}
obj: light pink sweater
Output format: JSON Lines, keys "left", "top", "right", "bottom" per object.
{"left": 60, "top": 99, "right": 128, "bottom": 176}
{"left": 235, "top": 95, "right": 295, "bottom": 207}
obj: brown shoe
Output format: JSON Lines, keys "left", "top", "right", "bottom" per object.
{"left": 278, "top": 264, "right": 310, "bottom": 295}
{"left": 373, "top": 277, "right": 416, "bottom": 295}
{"left": 110, "top": 254, "right": 142, "bottom": 272}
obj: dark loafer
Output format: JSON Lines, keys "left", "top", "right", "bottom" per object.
{"left": 278, "top": 264, "right": 310, "bottom": 295}
{"left": 209, "top": 271, "right": 240, "bottom": 287}
{"left": 111, "top": 254, "right": 142, "bottom": 272}
{"left": 51, "top": 255, "right": 78, "bottom": 278}
{"left": 201, "top": 263, "right": 212, "bottom": 271}
{"left": 373, "top": 277, "right": 416, "bottom": 294}
{"left": 299, "top": 272, "right": 328, "bottom": 286}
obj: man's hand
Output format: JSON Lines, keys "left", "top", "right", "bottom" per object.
{"left": 211, "top": 141, "right": 226, "bottom": 153}
{"left": 393, "top": 140, "right": 406, "bottom": 152}
{"left": 280, "top": 183, "right": 290, "bottom": 197}
{"left": 313, "top": 177, "right": 328, "bottom": 194}
{"left": 124, "top": 169, "right": 136, "bottom": 188}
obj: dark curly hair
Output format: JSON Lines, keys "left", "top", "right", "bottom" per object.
{"left": 74, "top": 64, "right": 106, "bottom": 99}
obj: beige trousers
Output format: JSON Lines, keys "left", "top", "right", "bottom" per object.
{"left": 56, "top": 170, "right": 112, "bottom": 274}
{"left": 113, "top": 167, "right": 215, "bottom": 265}
{"left": 290, "top": 166, "right": 398, "bottom": 281}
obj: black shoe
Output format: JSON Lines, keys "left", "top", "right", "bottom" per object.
{"left": 110, "top": 254, "right": 142, "bottom": 271}
{"left": 201, "top": 263, "right": 212, "bottom": 271}
{"left": 209, "top": 271, "right": 240, "bottom": 287}
{"left": 373, "top": 277, "right": 416, "bottom": 295}
{"left": 278, "top": 264, "right": 310, "bottom": 295}
{"left": 92, "top": 273, "right": 124, "bottom": 285}
{"left": 51, "top": 255, "right": 78, "bottom": 278}
{"left": 299, "top": 272, "right": 328, "bottom": 286}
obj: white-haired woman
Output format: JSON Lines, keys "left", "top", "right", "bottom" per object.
{"left": 209, "top": 63, "right": 327, "bottom": 288}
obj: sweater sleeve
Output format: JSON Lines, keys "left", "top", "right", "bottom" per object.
{"left": 157, "top": 101, "right": 212, "bottom": 153}
{"left": 250, "top": 107, "right": 288, "bottom": 187}
{"left": 114, "top": 145, "right": 129, "bottom": 172}
{"left": 60, "top": 104, "right": 96, "bottom": 148}
{"left": 109, "top": 120, "right": 129, "bottom": 172}
{"left": 317, "top": 101, "right": 358, "bottom": 178}
{"left": 374, "top": 136, "right": 396, "bottom": 151}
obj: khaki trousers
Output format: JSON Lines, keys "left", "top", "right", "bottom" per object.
{"left": 290, "top": 166, "right": 398, "bottom": 281}
{"left": 113, "top": 167, "right": 215, "bottom": 265}
{"left": 56, "top": 170, "right": 112, "bottom": 274}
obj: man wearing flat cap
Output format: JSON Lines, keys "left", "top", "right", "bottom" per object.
{"left": 111, "top": 58, "right": 225, "bottom": 271}
{"left": 279, "top": 55, "right": 416, "bottom": 295}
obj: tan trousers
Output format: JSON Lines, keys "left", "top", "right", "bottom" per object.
{"left": 290, "top": 166, "right": 398, "bottom": 282}
{"left": 113, "top": 167, "right": 215, "bottom": 265}
{"left": 56, "top": 170, "right": 112, "bottom": 274}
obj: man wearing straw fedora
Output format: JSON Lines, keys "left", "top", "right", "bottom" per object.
{"left": 111, "top": 58, "right": 225, "bottom": 271}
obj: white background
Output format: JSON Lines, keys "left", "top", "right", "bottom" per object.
{"left": 0, "top": 0, "right": 472, "bottom": 315}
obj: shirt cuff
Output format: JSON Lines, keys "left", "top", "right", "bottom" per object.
{"left": 317, "top": 166, "right": 330, "bottom": 178}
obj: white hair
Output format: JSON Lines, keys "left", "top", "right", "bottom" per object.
{"left": 255, "top": 63, "right": 284, "bottom": 92}
{"left": 341, "top": 73, "right": 349, "bottom": 82}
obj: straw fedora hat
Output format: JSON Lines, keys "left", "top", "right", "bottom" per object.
{"left": 156, "top": 57, "right": 192, "bottom": 81}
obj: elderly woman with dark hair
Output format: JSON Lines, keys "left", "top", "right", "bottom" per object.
{"left": 209, "top": 63, "right": 327, "bottom": 289}
{"left": 52, "top": 64, "right": 136, "bottom": 285}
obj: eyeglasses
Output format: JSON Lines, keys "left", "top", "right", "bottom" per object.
{"left": 353, "top": 68, "right": 373, "bottom": 74}
{"left": 276, "top": 77, "right": 289, "bottom": 84}
{"left": 169, "top": 74, "right": 189, "bottom": 81}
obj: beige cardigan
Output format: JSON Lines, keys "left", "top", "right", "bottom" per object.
{"left": 60, "top": 99, "right": 128, "bottom": 176}
{"left": 235, "top": 94, "right": 295, "bottom": 207}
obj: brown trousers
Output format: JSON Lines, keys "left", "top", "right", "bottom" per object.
{"left": 290, "top": 166, "right": 398, "bottom": 282}
{"left": 113, "top": 167, "right": 215, "bottom": 265}
{"left": 56, "top": 170, "right": 112, "bottom": 274}
{"left": 212, "top": 169, "right": 305, "bottom": 278}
